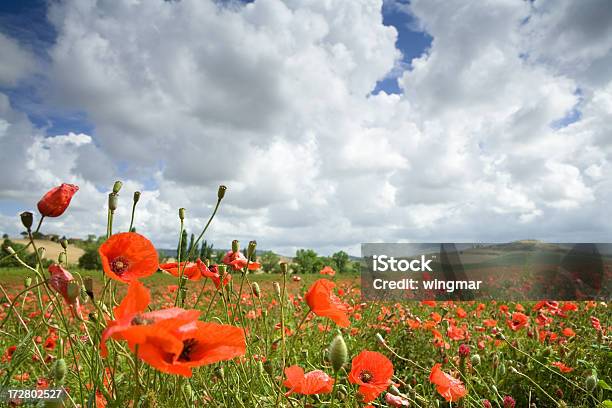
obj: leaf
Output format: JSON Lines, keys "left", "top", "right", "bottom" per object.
{"left": 599, "top": 400, "right": 612, "bottom": 408}
{"left": 599, "top": 380, "right": 612, "bottom": 391}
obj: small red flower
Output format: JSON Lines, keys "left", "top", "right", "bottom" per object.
{"left": 429, "top": 363, "right": 467, "bottom": 402}
{"left": 160, "top": 259, "right": 214, "bottom": 281}
{"left": 222, "top": 250, "right": 261, "bottom": 271}
{"left": 348, "top": 350, "right": 393, "bottom": 403}
{"left": 319, "top": 266, "right": 336, "bottom": 276}
{"left": 99, "top": 232, "right": 159, "bottom": 283}
{"left": 37, "top": 183, "right": 79, "bottom": 217}
{"left": 283, "top": 365, "right": 334, "bottom": 395}
{"left": 551, "top": 361, "right": 574, "bottom": 373}
{"left": 48, "top": 264, "right": 79, "bottom": 308}
{"left": 305, "top": 279, "right": 351, "bottom": 327}
{"left": 508, "top": 312, "right": 529, "bottom": 331}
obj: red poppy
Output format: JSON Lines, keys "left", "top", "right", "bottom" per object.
{"left": 429, "top": 363, "right": 467, "bottom": 402}
{"left": 551, "top": 361, "right": 574, "bottom": 373}
{"left": 447, "top": 324, "right": 466, "bottom": 341}
{"left": 283, "top": 365, "right": 334, "bottom": 395}
{"left": 222, "top": 250, "right": 261, "bottom": 271}
{"left": 305, "top": 279, "right": 351, "bottom": 327}
{"left": 348, "top": 350, "right": 393, "bottom": 403}
{"left": 100, "top": 280, "right": 199, "bottom": 356}
{"left": 134, "top": 320, "right": 246, "bottom": 377}
{"left": 211, "top": 271, "right": 232, "bottom": 289}
{"left": 508, "top": 312, "right": 529, "bottom": 331}
{"left": 562, "top": 327, "right": 576, "bottom": 337}
{"left": 160, "top": 259, "right": 214, "bottom": 281}
{"left": 99, "top": 232, "right": 159, "bottom": 283}
{"left": 48, "top": 264, "right": 79, "bottom": 308}
{"left": 319, "top": 266, "right": 336, "bottom": 276}
{"left": 37, "top": 183, "right": 79, "bottom": 217}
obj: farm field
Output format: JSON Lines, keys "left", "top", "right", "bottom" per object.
{"left": 1, "top": 263, "right": 610, "bottom": 407}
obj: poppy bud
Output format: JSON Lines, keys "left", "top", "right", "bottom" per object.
{"left": 280, "top": 262, "right": 288, "bottom": 275}
{"left": 108, "top": 193, "right": 118, "bottom": 211}
{"left": 58, "top": 252, "right": 67, "bottom": 265}
{"left": 37, "top": 247, "right": 46, "bottom": 259}
{"left": 585, "top": 375, "right": 597, "bottom": 392}
{"left": 251, "top": 282, "right": 261, "bottom": 297}
{"left": 133, "top": 191, "right": 141, "bottom": 204}
{"left": 217, "top": 185, "right": 227, "bottom": 200}
{"left": 53, "top": 358, "right": 67, "bottom": 383}
{"left": 66, "top": 281, "right": 80, "bottom": 303}
{"left": 509, "top": 366, "right": 518, "bottom": 374}
{"left": 247, "top": 240, "right": 257, "bottom": 260}
{"left": 24, "top": 277, "right": 32, "bottom": 287}
{"left": 37, "top": 184, "right": 79, "bottom": 217}
{"left": 20, "top": 211, "right": 33, "bottom": 230}
{"left": 329, "top": 334, "right": 348, "bottom": 372}
{"left": 470, "top": 354, "right": 481, "bottom": 366}
{"left": 263, "top": 360, "right": 274, "bottom": 376}
{"left": 273, "top": 282, "right": 281, "bottom": 298}
{"left": 375, "top": 333, "right": 386, "bottom": 344}
{"left": 214, "top": 366, "right": 224, "bottom": 381}
{"left": 112, "top": 180, "right": 123, "bottom": 194}
{"left": 84, "top": 277, "right": 94, "bottom": 300}
{"left": 60, "top": 239, "right": 68, "bottom": 249}
{"left": 498, "top": 363, "right": 506, "bottom": 376}
{"left": 6, "top": 246, "right": 15, "bottom": 255}
{"left": 232, "top": 240, "right": 240, "bottom": 253}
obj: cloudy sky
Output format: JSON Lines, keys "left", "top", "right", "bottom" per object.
{"left": 1, "top": 0, "right": 611, "bottom": 256}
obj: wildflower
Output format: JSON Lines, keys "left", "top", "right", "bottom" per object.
{"left": 385, "top": 393, "right": 410, "bottom": 407}
{"left": 551, "top": 361, "right": 574, "bottom": 373}
{"left": 160, "top": 259, "right": 214, "bottom": 281}
{"left": 99, "top": 232, "right": 159, "bottom": 283}
{"left": 458, "top": 344, "right": 470, "bottom": 358}
{"left": 305, "top": 279, "right": 351, "bottom": 327}
{"left": 100, "top": 280, "right": 199, "bottom": 356}
{"left": 283, "top": 365, "right": 334, "bottom": 395}
{"left": 503, "top": 395, "right": 516, "bottom": 408}
{"left": 48, "top": 264, "right": 80, "bottom": 308}
{"left": 508, "top": 312, "right": 529, "bottom": 331}
{"left": 562, "top": 327, "right": 576, "bottom": 337}
{"left": 429, "top": 363, "right": 467, "bottom": 402}
{"left": 37, "top": 183, "right": 79, "bottom": 217}
{"left": 134, "top": 320, "right": 246, "bottom": 377}
{"left": 320, "top": 266, "right": 336, "bottom": 276}
{"left": 348, "top": 350, "right": 393, "bottom": 403}
{"left": 222, "top": 250, "right": 261, "bottom": 271}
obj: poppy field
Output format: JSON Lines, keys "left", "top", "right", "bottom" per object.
{"left": 1, "top": 183, "right": 611, "bottom": 407}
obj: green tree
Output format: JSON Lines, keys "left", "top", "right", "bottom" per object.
{"left": 294, "top": 249, "right": 324, "bottom": 274}
{"left": 186, "top": 233, "right": 195, "bottom": 260}
{"left": 331, "top": 250, "right": 350, "bottom": 273}
{"left": 260, "top": 251, "right": 280, "bottom": 273}
{"left": 177, "top": 230, "right": 188, "bottom": 261}
{"left": 78, "top": 247, "right": 102, "bottom": 270}
{"left": 199, "top": 240, "right": 214, "bottom": 261}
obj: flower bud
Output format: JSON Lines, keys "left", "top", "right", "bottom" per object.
{"left": 247, "top": 240, "right": 257, "bottom": 260}
{"left": 214, "top": 366, "right": 224, "bottom": 381}
{"left": 178, "top": 208, "right": 185, "bottom": 221}
{"left": 37, "top": 247, "right": 46, "bottom": 259}
{"left": 24, "top": 277, "right": 32, "bottom": 287}
{"left": 329, "top": 334, "right": 348, "bottom": 372}
{"left": 66, "top": 281, "right": 80, "bottom": 303}
{"left": 37, "top": 184, "right": 79, "bottom": 218}
{"left": 498, "top": 363, "right": 506, "bottom": 376}
{"left": 232, "top": 240, "right": 240, "bottom": 253}
{"left": 112, "top": 180, "right": 123, "bottom": 194}
{"left": 20, "top": 211, "right": 33, "bottom": 230}
{"left": 251, "top": 282, "right": 261, "bottom": 298}
{"left": 458, "top": 343, "right": 470, "bottom": 358}
{"left": 217, "top": 185, "right": 227, "bottom": 200}
{"left": 108, "top": 193, "right": 118, "bottom": 211}
{"left": 375, "top": 333, "right": 386, "bottom": 345}
{"left": 84, "top": 277, "right": 94, "bottom": 299}
{"left": 60, "top": 239, "right": 68, "bottom": 249}
{"left": 280, "top": 262, "right": 288, "bottom": 275}
{"left": 470, "top": 354, "right": 481, "bottom": 366}
{"left": 133, "top": 191, "right": 141, "bottom": 204}
{"left": 273, "top": 282, "right": 281, "bottom": 298}
{"left": 585, "top": 375, "right": 597, "bottom": 392}
{"left": 53, "top": 358, "right": 67, "bottom": 383}
{"left": 6, "top": 246, "right": 15, "bottom": 255}
{"left": 58, "top": 252, "right": 67, "bottom": 265}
